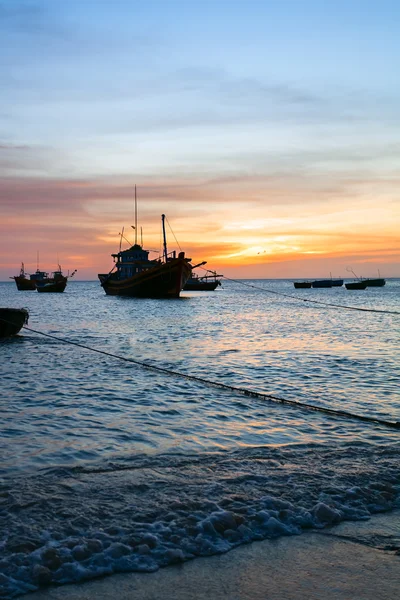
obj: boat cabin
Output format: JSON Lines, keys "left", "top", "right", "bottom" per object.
{"left": 112, "top": 244, "right": 156, "bottom": 279}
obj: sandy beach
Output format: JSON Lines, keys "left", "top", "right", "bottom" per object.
{"left": 25, "top": 511, "right": 399, "bottom": 600}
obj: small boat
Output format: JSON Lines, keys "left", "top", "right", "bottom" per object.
{"left": 36, "top": 266, "right": 76, "bottom": 293}
{"left": 99, "top": 210, "right": 192, "bottom": 298}
{"left": 345, "top": 281, "right": 368, "bottom": 290}
{"left": 184, "top": 269, "right": 223, "bottom": 291}
{"left": 30, "top": 269, "right": 50, "bottom": 286}
{"left": 293, "top": 281, "right": 312, "bottom": 289}
{"left": 10, "top": 263, "right": 36, "bottom": 291}
{"left": 0, "top": 308, "right": 29, "bottom": 337}
{"left": 311, "top": 280, "right": 333, "bottom": 288}
{"left": 364, "top": 278, "right": 385, "bottom": 287}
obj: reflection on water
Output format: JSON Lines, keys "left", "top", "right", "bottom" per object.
{"left": 1, "top": 279, "right": 399, "bottom": 598}
{"left": 1, "top": 279, "right": 399, "bottom": 475}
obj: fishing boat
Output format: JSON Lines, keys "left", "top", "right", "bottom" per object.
{"left": 331, "top": 279, "right": 343, "bottom": 287}
{"left": 0, "top": 308, "right": 29, "bottom": 337}
{"left": 364, "top": 278, "right": 385, "bottom": 287}
{"left": 184, "top": 269, "right": 223, "bottom": 291}
{"left": 99, "top": 212, "right": 192, "bottom": 298}
{"left": 10, "top": 263, "right": 36, "bottom": 291}
{"left": 293, "top": 281, "right": 312, "bottom": 289}
{"left": 311, "top": 280, "right": 333, "bottom": 288}
{"left": 345, "top": 281, "right": 368, "bottom": 290}
{"left": 30, "top": 269, "right": 50, "bottom": 286}
{"left": 36, "top": 266, "right": 77, "bottom": 293}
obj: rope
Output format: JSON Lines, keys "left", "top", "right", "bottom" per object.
{"left": 165, "top": 216, "right": 182, "bottom": 251}
{"left": 21, "top": 325, "right": 400, "bottom": 431}
{"left": 220, "top": 276, "right": 400, "bottom": 316}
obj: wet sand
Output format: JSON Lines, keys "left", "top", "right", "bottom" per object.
{"left": 26, "top": 512, "right": 399, "bottom": 600}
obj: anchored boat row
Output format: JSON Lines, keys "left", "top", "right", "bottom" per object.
{"left": 12, "top": 263, "right": 77, "bottom": 293}
{"left": 294, "top": 277, "right": 385, "bottom": 290}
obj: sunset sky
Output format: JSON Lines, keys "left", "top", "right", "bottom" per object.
{"left": 1, "top": 0, "right": 399, "bottom": 280}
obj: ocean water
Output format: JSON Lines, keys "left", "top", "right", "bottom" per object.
{"left": 0, "top": 279, "right": 399, "bottom": 597}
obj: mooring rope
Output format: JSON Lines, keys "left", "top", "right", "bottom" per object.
{"left": 218, "top": 276, "right": 400, "bottom": 315}
{"left": 21, "top": 325, "right": 400, "bottom": 430}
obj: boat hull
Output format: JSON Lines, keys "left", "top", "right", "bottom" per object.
{"left": 99, "top": 255, "right": 192, "bottom": 298}
{"left": 13, "top": 277, "right": 36, "bottom": 291}
{"left": 331, "top": 279, "right": 343, "bottom": 287}
{"left": 36, "top": 280, "right": 67, "bottom": 293}
{"left": 183, "top": 280, "right": 221, "bottom": 291}
{"left": 293, "top": 282, "right": 312, "bottom": 289}
{"left": 345, "top": 281, "right": 367, "bottom": 290}
{"left": 311, "top": 280, "right": 333, "bottom": 288}
{"left": 0, "top": 308, "right": 29, "bottom": 337}
{"left": 364, "top": 279, "right": 385, "bottom": 287}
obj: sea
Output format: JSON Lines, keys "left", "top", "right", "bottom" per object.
{"left": 1, "top": 278, "right": 399, "bottom": 598}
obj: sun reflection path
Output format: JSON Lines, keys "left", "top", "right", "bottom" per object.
{"left": 20, "top": 324, "right": 400, "bottom": 431}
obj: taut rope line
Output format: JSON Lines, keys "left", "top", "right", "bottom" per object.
{"left": 22, "top": 325, "right": 400, "bottom": 430}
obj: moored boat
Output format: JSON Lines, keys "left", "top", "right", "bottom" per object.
{"left": 311, "top": 280, "right": 332, "bottom": 288}
{"left": 331, "top": 279, "right": 343, "bottom": 287}
{"left": 10, "top": 263, "right": 36, "bottom": 291}
{"left": 184, "top": 269, "right": 222, "bottom": 291}
{"left": 0, "top": 308, "right": 29, "bottom": 337}
{"left": 99, "top": 213, "right": 192, "bottom": 298}
{"left": 345, "top": 281, "right": 367, "bottom": 290}
{"left": 293, "top": 281, "right": 312, "bottom": 289}
{"left": 364, "top": 278, "right": 385, "bottom": 287}
{"left": 36, "top": 266, "right": 76, "bottom": 293}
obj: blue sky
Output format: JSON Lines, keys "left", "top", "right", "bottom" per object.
{"left": 1, "top": 0, "right": 399, "bottom": 278}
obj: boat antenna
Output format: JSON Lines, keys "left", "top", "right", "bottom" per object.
{"left": 141, "top": 226, "right": 143, "bottom": 247}
{"left": 119, "top": 226, "right": 124, "bottom": 252}
{"left": 161, "top": 214, "right": 168, "bottom": 261}
{"left": 134, "top": 185, "right": 138, "bottom": 245}
{"left": 37, "top": 251, "right": 39, "bottom": 271}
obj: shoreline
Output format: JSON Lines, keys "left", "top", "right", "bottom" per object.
{"left": 25, "top": 511, "right": 399, "bottom": 600}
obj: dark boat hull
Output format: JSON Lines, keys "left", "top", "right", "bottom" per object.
{"left": 345, "top": 281, "right": 367, "bottom": 290}
{"left": 99, "top": 256, "right": 191, "bottom": 298}
{"left": 13, "top": 277, "right": 36, "bottom": 291}
{"left": 312, "top": 280, "right": 333, "bottom": 288}
{"left": 36, "top": 279, "right": 67, "bottom": 293}
{"left": 293, "top": 282, "right": 312, "bottom": 289}
{"left": 364, "top": 278, "right": 385, "bottom": 287}
{"left": 0, "top": 308, "right": 29, "bottom": 337}
{"left": 183, "top": 280, "right": 221, "bottom": 291}
{"left": 331, "top": 279, "right": 343, "bottom": 287}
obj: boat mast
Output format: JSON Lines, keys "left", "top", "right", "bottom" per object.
{"left": 161, "top": 214, "right": 168, "bottom": 261}
{"left": 134, "top": 185, "right": 138, "bottom": 245}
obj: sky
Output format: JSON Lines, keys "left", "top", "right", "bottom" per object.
{"left": 1, "top": 0, "right": 399, "bottom": 280}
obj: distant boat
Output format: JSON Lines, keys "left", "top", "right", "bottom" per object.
{"left": 10, "top": 263, "right": 36, "bottom": 291}
{"left": 345, "top": 281, "right": 368, "bottom": 290}
{"left": 36, "top": 266, "right": 77, "bottom": 293}
{"left": 364, "top": 278, "right": 385, "bottom": 287}
{"left": 0, "top": 308, "right": 29, "bottom": 337}
{"left": 184, "top": 269, "right": 223, "bottom": 291}
{"left": 293, "top": 281, "right": 312, "bottom": 289}
{"left": 30, "top": 269, "right": 49, "bottom": 286}
{"left": 311, "top": 276, "right": 343, "bottom": 288}
{"left": 99, "top": 212, "right": 192, "bottom": 298}
{"left": 311, "top": 280, "right": 333, "bottom": 288}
